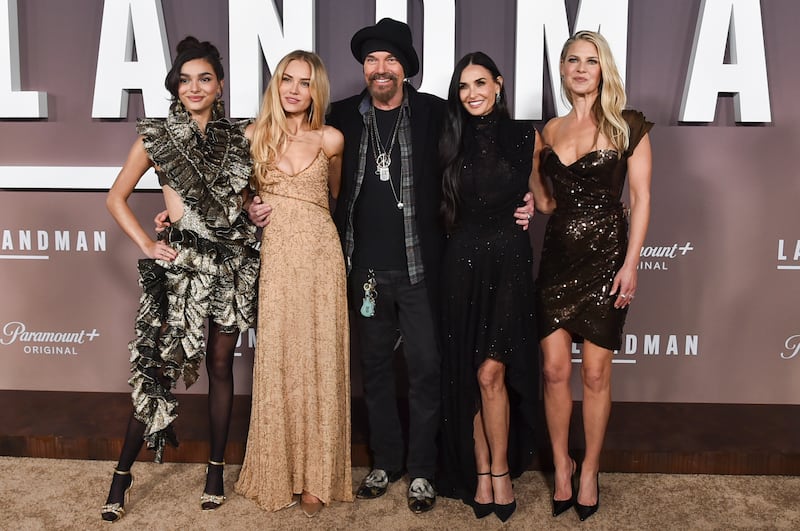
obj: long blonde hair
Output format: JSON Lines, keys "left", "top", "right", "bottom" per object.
{"left": 560, "top": 30, "right": 629, "bottom": 154}
{"left": 250, "top": 50, "right": 330, "bottom": 186}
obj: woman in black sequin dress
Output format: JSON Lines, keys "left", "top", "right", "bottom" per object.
{"left": 530, "top": 31, "right": 653, "bottom": 521}
{"left": 437, "top": 52, "right": 539, "bottom": 522}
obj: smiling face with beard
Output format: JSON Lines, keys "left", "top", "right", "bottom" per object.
{"left": 363, "top": 51, "right": 405, "bottom": 109}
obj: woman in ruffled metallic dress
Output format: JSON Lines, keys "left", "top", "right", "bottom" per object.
{"left": 100, "top": 36, "right": 259, "bottom": 522}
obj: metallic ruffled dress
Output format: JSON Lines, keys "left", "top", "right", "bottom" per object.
{"left": 128, "top": 106, "right": 259, "bottom": 462}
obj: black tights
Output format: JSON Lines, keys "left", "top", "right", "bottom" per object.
{"left": 203, "top": 323, "right": 237, "bottom": 496}
{"left": 106, "top": 322, "right": 237, "bottom": 504}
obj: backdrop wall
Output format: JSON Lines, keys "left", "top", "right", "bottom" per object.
{"left": 1, "top": 0, "right": 798, "bottom": 403}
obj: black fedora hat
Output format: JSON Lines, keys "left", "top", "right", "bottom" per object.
{"left": 350, "top": 18, "right": 420, "bottom": 77}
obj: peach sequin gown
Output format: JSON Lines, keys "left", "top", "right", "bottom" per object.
{"left": 235, "top": 149, "right": 353, "bottom": 510}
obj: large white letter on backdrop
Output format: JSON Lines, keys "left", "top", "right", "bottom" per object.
{"left": 375, "top": 0, "right": 406, "bottom": 21}
{"left": 376, "top": 0, "right": 455, "bottom": 98}
{"left": 91, "top": 0, "right": 170, "bottom": 118}
{"left": 514, "top": 0, "right": 628, "bottom": 120}
{"left": 228, "top": 0, "right": 314, "bottom": 118}
{"left": 680, "top": 0, "right": 771, "bottom": 122}
{"left": 0, "top": 0, "right": 47, "bottom": 117}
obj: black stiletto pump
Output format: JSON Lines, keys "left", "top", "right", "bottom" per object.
{"left": 471, "top": 471, "right": 493, "bottom": 519}
{"left": 552, "top": 458, "right": 576, "bottom": 517}
{"left": 491, "top": 471, "right": 516, "bottom": 522}
{"left": 575, "top": 473, "right": 600, "bottom": 521}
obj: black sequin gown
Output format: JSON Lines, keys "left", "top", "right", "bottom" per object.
{"left": 536, "top": 110, "right": 652, "bottom": 351}
{"left": 438, "top": 111, "right": 538, "bottom": 502}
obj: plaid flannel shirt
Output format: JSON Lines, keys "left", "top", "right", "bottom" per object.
{"left": 344, "top": 88, "right": 425, "bottom": 283}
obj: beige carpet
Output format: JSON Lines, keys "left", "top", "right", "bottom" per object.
{"left": 1, "top": 456, "right": 798, "bottom": 530}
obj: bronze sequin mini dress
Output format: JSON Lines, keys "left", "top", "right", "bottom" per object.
{"left": 536, "top": 110, "right": 652, "bottom": 351}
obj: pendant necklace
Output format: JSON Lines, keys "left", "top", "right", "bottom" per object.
{"left": 369, "top": 106, "right": 404, "bottom": 209}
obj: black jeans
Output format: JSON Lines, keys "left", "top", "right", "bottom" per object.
{"left": 349, "top": 267, "right": 441, "bottom": 481}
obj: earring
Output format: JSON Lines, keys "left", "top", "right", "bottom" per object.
{"left": 307, "top": 105, "right": 314, "bottom": 123}
{"left": 495, "top": 92, "right": 500, "bottom": 104}
{"left": 213, "top": 95, "right": 224, "bottom": 119}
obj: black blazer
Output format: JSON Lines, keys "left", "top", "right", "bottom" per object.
{"left": 328, "top": 84, "right": 446, "bottom": 314}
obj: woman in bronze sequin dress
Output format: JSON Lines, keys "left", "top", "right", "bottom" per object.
{"left": 437, "top": 52, "right": 539, "bottom": 523}
{"left": 530, "top": 31, "right": 653, "bottom": 521}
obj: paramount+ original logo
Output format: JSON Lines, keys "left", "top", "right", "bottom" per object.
{"left": 638, "top": 242, "right": 694, "bottom": 271}
{"left": 0, "top": 321, "right": 100, "bottom": 355}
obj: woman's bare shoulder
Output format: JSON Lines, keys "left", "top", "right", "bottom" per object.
{"left": 541, "top": 116, "right": 564, "bottom": 144}
{"left": 321, "top": 125, "right": 344, "bottom": 157}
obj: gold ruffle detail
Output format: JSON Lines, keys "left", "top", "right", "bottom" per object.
{"left": 127, "top": 230, "right": 259, "bottom": 463}
{"left": 136, "top": 110, "right": 255, "bottom": 244}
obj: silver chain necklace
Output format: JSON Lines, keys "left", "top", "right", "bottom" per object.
{"left": 368, "top": 106, "right": 404, "bottom": 209}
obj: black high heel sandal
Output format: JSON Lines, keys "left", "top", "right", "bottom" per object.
{"left": 575, "top": 473, "right": 600, "bottom": 521}
{"left": 552, "top": 458, "right": 576, "bottom": 517}
{"left": 100, "top": 468, "right": 134, "bottom": 523}
{"left": 200, "top": 460, "right": 227, "bottom": 510}
{"left": 490, "top": 471, "right": 516, "bottom": 522}
{"left": 470, "top": 471, "right": 493, "bottom": 519}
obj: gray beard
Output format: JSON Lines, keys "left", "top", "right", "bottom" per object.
{"left": 368, "top": 80, "right": 402, "bottom": 105}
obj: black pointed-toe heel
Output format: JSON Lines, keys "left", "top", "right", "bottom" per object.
{"left": 470, "top": 499, "right": 494, "bottom": 519}
{"left": 552, "top": 458, "right": 576, "bottom": 517}
{"left": 575, "top": 473, "right": 600, "bottom": 521}
{"left": 471, "top": 471, "right": 493, "bottom": 519}
{"left": 490, "top": 471, "right": 516, "bottom": 523}
{"left": 494, "top": 499, "right": 517, "bottom": 523}
{"left": 552, "top": 495, "right": 574, "bottom": 517}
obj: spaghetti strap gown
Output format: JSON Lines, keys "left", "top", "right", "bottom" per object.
{"left": 438, "top": 112, "right": 539, "bottom": 502}
{"left": 235, "top": 149, "right": 353, "bottom": 510}
{"left": 536, "top": 110, "right": 653, "bottom": 351}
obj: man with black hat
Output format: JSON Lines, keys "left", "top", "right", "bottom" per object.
{"left": 326, "top": 17, "right": 444, "bottom": 514}
{"left": 244, "top": 16, "right": 533, "bottom": 515}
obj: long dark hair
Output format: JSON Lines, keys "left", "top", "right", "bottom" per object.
{"left": 439, "top": 52, "right": 509, "bottom": 230}
{"left": 164, "top": 36, "right": 225, "bottom": 110}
